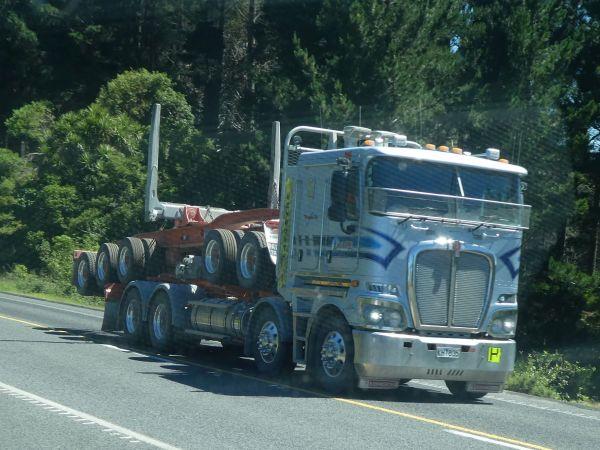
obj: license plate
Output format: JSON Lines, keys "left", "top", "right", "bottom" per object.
{"left": 436, "top": 346, "right": 460, "bottom": 359}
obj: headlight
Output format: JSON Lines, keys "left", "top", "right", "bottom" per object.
{"left": 488, "top": 310, "right": 518, "bottom": 337}
{"left": 360, "top": 298, "right": 406, "bottom": 330}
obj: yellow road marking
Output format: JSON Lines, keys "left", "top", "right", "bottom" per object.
{"left": 0, "top": 313, "right": 551, "bottom": 450}
{"left": 0, "top": 313, "right": 45, "bottom": 328}
{"left": 334, "top": 398, "right": 551, "bottom": 450}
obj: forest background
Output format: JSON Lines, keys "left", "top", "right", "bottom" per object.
{"left": 0, "top": 0, "right": 599, "bottom": 401}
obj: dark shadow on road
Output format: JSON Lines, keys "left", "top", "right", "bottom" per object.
{"left": 37, "top": 326, "right": 493, "bottom": 406}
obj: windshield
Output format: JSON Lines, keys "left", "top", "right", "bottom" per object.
{"left": 366, "top": 157, "right": 530, "bottom": 228}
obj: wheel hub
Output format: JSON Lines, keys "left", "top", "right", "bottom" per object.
{"left": 320, "top": 331, "right": 346, "bottom": 378}
{"left": 153, "top": 303, "right": 167, "bottom": 341}
{"left": 240, "top": 243, "right": 257, "bottom": 279}
{"left": 257, "top": 321, "right": 279, "bottom": 364}
{"left": 118, "top": 247, "right": 129, "bottom": 276}
{"left": 77, "top": 260, "right": 87, "bottom": 287}
{"left": 125, "top": 299, "right": 139, "bottom": 334}
{"left": 205, "top": 240, "right": 220, "bottom": 274}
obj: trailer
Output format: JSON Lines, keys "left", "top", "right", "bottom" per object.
{"left": 73, "top": 104, "right": 531, "bottom": 397}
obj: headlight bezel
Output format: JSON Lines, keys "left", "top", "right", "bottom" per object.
{"left": 358, "top": 297, "right": 407, "bottom": 331}
{"left": 488, "top": 309, "right": 518, "bottom": 338}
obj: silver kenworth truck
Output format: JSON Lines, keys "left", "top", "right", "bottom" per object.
{"left": 77, "top": 106, "right": 530, "bottom": 399}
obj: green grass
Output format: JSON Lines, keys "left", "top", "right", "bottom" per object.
{"left": 0, "top": 273, "right": 104, "bottom": 310}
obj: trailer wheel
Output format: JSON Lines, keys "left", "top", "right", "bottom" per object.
{"left": 142, "top": 238, "right": 163, "bottom": 276}
{"left": 236, "top": 231, "right": 275, "bottom": 291}
{"left": 148, "top": 292, "right": 174, "bottom": 352}
{"left": 251, "top": 307, "right": 293, "bottom": 375}
{"left": 444, "top": 381, "right": 487, "bottom": 400}
{"left": 310, "top": 314, "right": 356, "bottom": 394}
{"left": 202, "top": 229, "right": 237, "bottom": 284}
{"left": 74, "top": 251, "right": 97, "bottom": 295}
{"left": 117, "top": 237, "right": 145, "bottom": 284}
{"left": 122, "top": 289, "right": 145, "bottom": 343}
{"left": 95, "top": 243, "right": 118, "bottom": 289}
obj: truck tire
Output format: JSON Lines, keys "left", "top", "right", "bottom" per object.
{"left": 251, "top": 307, "right": 294, "bottom": 375}
{"left": 117, "top": 237, "right": 145, "bottom": 284}
{"left": 147, "top": 291, "right": 175, "bottom": 352}
{"left": 142, "top": 238, "right": 163, "bottom": 277}
{"left": 121, "top": 288, "right": 145, "bottom": 343}
{"left": 310, "top": 314, "right": 356, "bottom": 394}
{"left": 74, "top": 251, "right": 97, "bottom": 295}
{"left": 236, "top": 231, "right": 275, "bottom": 291}
{"left": 95, "top": 243, "right": 119, "bottom": 289}
{"left": 202, "top": 229, "right": 237, "bottom": 284}
{"left": 444, "top": 381, "right": 487, "bottom": 400}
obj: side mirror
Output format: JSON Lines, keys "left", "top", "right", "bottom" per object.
{"left": 328, "top": 170, "right": 348, "bottom": 222}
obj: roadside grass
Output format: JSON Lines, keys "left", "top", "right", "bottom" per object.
{"left": 0, "top": 272, "right": 104, "bottom": 310}
{"left": 506, "top": 350, "right": 600, "bottom": 407}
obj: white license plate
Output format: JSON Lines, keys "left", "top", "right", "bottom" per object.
{"left": 436, "top": 346, "right": 460, "bottom": 359}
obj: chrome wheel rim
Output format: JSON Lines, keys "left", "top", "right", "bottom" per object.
{"left": 97, "top": 252, "right": 106, "bottom": 281}
{"left": 118, "top": 247, "right": 130, "bottom": 277}
{"left": 77, "top": 260, "right": 87, "bottom": 287}
{"left": 320, "top": 331, "right": 346, "bottom": 378}
{"left": 153, "top": 303, "right": 168, "bottom": 342}
{"left": 240, "top": 243, "right": 257, "bottom": 279}
{"left": 205, "top": 240, "right": 220, "bottom": 274}
{"left": 257, "top": 321, "right": 279, "bottom": 364}
{"left": 125, "top": 298, "right": 139, "bottom": 334}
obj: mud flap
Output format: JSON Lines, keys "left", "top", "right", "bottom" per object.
{"left": 101, "top": 299, "right": 120, "bottom": 331}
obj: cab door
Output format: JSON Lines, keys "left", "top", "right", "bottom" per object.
{"left": 322, "top": 166, "right": 361, "bottom": 275}
{"left": 290, "top": 170, "right": 326, "bottom": 273}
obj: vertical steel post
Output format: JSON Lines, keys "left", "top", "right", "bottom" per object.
{"left": 268, "top": 121, "right": 281, "bottom": 209}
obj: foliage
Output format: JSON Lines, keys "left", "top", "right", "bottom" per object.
{"left": 507, "top": 351, "right": 597, "bottom": 401}
{"left": 4, "top": 101, "right": 54, "bottom": 152}
{"left": 0, "top": 0, "right": 598, "bottom": 380}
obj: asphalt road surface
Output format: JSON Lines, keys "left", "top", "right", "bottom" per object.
{"left": 1, "top": 292, "right": 599, "bottom": 450}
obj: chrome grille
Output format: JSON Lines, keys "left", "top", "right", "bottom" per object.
{"left": 414, "top": 250, "right": 491, "bottom": 329}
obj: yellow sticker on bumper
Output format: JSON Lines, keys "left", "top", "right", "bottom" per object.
{"left": 488, "top": 347, "right": 502, "bottom": 363}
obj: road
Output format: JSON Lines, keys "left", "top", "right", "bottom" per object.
{"left": 0, "top": 292, "right": 598, "bottom": 450}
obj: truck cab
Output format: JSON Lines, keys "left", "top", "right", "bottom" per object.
{"left": 277, "top": 126, "right": 530, "bottom": 395}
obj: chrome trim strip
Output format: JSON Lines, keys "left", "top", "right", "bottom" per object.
{"left": 407, "top": 240, "right": 495, "bottom": 332}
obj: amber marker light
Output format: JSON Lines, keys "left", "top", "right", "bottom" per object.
{"left": 424, "top": 143, "right": 436, "bottom": 150}
{"left": 438, "top": 145, "right": 449, "bottom": 152}
{"left": 451, "top": 147, "right": 463, "bottom": 154}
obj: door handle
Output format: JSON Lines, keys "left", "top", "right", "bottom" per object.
{"left": 326, "top": 250, "right": 333, "bottom": 263}
{"left": 297, "top": 249, "right": 303, "bottom": 261}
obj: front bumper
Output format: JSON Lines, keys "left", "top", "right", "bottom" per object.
{"left": 353, "top": 330, "right": 515, "bottom": 390}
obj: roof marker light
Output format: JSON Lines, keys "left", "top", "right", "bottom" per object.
{"left": 485, "top": 148, "right": 500, "bottom": 160}
{"left": 425, "top": 143, "right": 436, "bottom": 150}
{"left": 499, "top": 158, "right": 509, "bottom": 164}
{"left": 438, "top": 145, "right": 449, "bottom": 152}
{"left": 451, "top": 147, "right": 463, "bottom": 154}
{"left": 362, "top": 139, "right": 375, "bottom": 146}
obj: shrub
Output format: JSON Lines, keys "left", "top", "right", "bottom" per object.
{"left": 507, "top": 351, "right": 597, "bottom": 401}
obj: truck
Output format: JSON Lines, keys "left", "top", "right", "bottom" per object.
{"left": 73, "top": 103, "right": 531, "bottom": 398}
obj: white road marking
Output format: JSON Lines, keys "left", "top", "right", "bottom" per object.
{"left": 0, "top": 380, "right": 179, "bottom": 449}
{"left": 446, "top": 429, "right": 532, "bottom": 449}
{"left": 0, "top": 295, "right": 103, "bottom": 319}
{"left": 410, "top": 380, "right": 600, "bottom": 422}
{"left": 101, "top": 344, "right": 131, "bottom": 352}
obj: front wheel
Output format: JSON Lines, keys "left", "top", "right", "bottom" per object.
{"left": 445, "top": 381, "right": 487, "bottom": 400}
{"left": 310, "top": 314, "right": 356, "bottom": 394}
{"left": 251, "top": 307, "right": 293, "bottom": 375}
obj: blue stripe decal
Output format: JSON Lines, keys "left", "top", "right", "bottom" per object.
{"left": 500, "top": 247, "right": 520, "bottom": 279}
{"left": 362, "top": 227, "right": 404, "bottom": 268}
